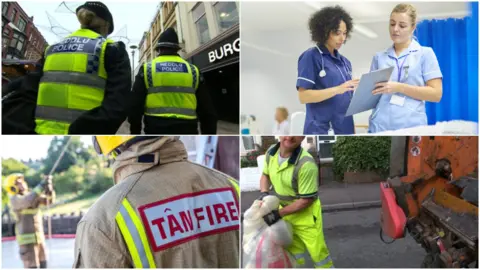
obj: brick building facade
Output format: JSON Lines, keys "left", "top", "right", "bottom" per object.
{"left": 2, "top": 1, "right": 48, "bottom": 60}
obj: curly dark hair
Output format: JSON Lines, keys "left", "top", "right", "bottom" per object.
{"left": 308, "top": 5, "right": 353, "bottom": 45}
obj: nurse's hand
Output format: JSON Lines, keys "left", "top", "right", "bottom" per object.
{"left": 338, "top": 79, "right": 359, "bottom": 94}
{"left": 372, "top": 81, "right": 403, "bottom": 95}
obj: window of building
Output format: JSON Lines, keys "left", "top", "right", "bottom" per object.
{"left": 17, "top": 17, "right": 26, "bottom": 32}
{"left": 10, "top": 33, "right": 25, "bottom": 52}
{"left": 213, "top": 2, "right": 239, "bottom": 32}
{"left": 2, "top": 2, "right": 9, "bottom": 16}
{"left": 9, "top": 9, "right": 16, "bottom": 23}
{"left": 192, "top": 3, "right": 210, "bottom": 45}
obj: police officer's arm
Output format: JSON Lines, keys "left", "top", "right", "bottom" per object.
{"left": 278, "top": 162, "right": 318, "bottom": 217}
{"left": 296, "top": 51, "right": 357, "bottom": 104}
{"left": 74, "top": 221, "right": 130, "bottom": 268}
{"left": 68, "top": 42, "right": 132, "bottom": 134}
{"left": 196, "top": 74, "right": 217, "bottom": 134}
{"left": 128, "top": 68, "right": 147, "bottom": 134}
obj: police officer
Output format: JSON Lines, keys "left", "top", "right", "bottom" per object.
{"left": 35, "top": 1, "right": 131, "bottom": 135}
{"left": 4, "top": 173, "right": 55, "bottom": 268}
{"left": 129, "top": 28, "right": 217, "bottom": 134}
{"left": 259, "top": 136, "right": 333, "bottom": 268}
{"left": 73, "top": 136, "right": 239, "bottom": 268}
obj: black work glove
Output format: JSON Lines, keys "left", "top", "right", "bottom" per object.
{"left": 263, "top": 209, "right": 281, "bottom": 226}
{"left": 257, "top": 192, "right": 269, "bottom": 201}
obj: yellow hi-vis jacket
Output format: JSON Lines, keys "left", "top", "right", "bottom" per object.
{"left": 35, "top": 29, "right": 113, "bottom": 134}
{"left": 143, "top": 55, "right": 200, "bottom": 120}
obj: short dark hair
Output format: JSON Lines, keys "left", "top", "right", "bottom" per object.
{"left": 308, "top": 5, "right": 353, "bottom": 45}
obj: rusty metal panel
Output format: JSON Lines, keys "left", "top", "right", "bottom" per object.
{"left": 390, "top": 136, "right": 409, "bottom": 177}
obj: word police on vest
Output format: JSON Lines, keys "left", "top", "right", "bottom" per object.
{"left": 156, "top": 62, "right": 189, "bottom": 73}
{"left": 50, "top": 37, "right": 96, "bottom": 54}
{"left": 208, "top": 37, "right": 240, "bottom": 63}
{"left": 139, "top": 188, "right": 239, "bottom": 251}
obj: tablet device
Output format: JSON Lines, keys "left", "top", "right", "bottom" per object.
{"left": 345, "top": 66, "right": 394, "bottom": 116}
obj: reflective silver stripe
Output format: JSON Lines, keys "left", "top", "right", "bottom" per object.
{"left": 41, "top": 71, "right": 106, "bottom": 90}
{"left": 145, "top": 107, "right": 197, "bottom": 117}
{"left": 118, "top": 204, "right": 151, "bottom": 268}
{"left": 315, "top": 255, "right": 333, "bottom": 268}
{"left": 294, "top": 253, "right": 308, "bottom": 260}
{"left": 147, "top": 86, "right": 196, "bottom": 94}
{"left": 35, "top": 106, "right": 85, "bottom": 123}
{"left": 271, "top": 189, "right": 298, "bottom": 201}
{"left": 292, "top": 155, "right": 316, "bottom": 194}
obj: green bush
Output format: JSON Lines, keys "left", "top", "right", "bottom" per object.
{"left": 241, "top": 149, "right": 263, "bottom": 168}
{"left": 332, "top": 137, "right": 391, "bottom": 179}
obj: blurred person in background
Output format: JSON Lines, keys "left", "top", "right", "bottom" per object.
{"left": 4, "top": 174, "right": 55, "bottom": 268}
{"left": 273, "top": 106, "right": 290, "bottom": 135}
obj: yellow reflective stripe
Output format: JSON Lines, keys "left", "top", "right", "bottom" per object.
{"left": 17, "top": 233, "right": 37, "bottom": 245}
{"left": 228, "top": 178, "right": 240, "bottom": 197}
{"left": 116, "top": 199, "right": 157, "bottom": 268}
{"left": 116, "top": 210, "right": 143, "bottom": 268}
{"left": 20, "top": 208, "right": 40, "bottom": 215}
{"left": 122, "top": 199, "right": 156, "bottom": 268}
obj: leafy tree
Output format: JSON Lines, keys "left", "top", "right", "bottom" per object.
{"left": 43, "top": 136, "right": 92, "bottom": 175}
{"left": 2, "top": 158, "right": 29, "bottom": 176}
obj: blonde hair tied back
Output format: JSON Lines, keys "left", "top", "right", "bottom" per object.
{"left": 391, "top": 3, "right": 417, "bottom": 26}
{"left": 76, "top": 7, "right": 108, "bottom": 33}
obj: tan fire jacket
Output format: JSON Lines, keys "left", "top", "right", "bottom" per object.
{"left": 10, "top": 188, "right": 55, "bottom": 246}
{"left": 74, "top": 137, "right": 240, "bottom": 268}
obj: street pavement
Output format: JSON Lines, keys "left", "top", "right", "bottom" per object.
{"left": 323, "top": 208, "right": 425, "bottom": 268}
{"left": 2, "top": 238, "right": 75, "bottom": 268}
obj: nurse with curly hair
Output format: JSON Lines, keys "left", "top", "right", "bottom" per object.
{"left": 296, "top": 5, "right": 358, "bottom": 135}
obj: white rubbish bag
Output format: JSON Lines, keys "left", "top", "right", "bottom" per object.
{"left": 242, "top": 195, "right": 296, "bottom": 268}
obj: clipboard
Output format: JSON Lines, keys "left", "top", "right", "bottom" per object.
{"left": 345, "top": 66, "right": 394, "bottom": 116}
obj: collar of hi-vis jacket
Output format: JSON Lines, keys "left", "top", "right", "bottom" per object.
{"left": 112, "top": 137, "right": 187, "bottom": 184}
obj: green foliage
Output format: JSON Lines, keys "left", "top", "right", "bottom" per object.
{"left": 241, "top": 149, "right": 263, "bottom": 168}
{"left": 332, "top": 136, "right": 391, "bottom": 179}
{"left": 42, "top": 136, "right": 92, "bottom": 175}
{"left": 2, "top": 158, "right": 29, "bottom": 176}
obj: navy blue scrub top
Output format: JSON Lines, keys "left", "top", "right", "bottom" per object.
{"left": 296, "top": 45, "right": 354, "bottom": 135}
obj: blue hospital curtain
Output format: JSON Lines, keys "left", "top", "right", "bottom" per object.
{"left": 416, "top": 2, "right": 478, "bottom": 124}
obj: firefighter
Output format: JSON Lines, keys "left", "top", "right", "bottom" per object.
{"left": 128, "top": 28, "right": 217, "bottom": 135}
{"left": 34, "top": 1, "right": 131, "bottom": 135}
{"left": 4, "top": 173, "right": 55, "bottom": 268}
{"left": 73, "top": 136, "right": 239, "bottom": 268}
{"left": 259, "top": 136, "right": 334, "bottom": 268}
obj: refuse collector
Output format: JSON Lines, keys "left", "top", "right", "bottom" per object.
{"left": 259, "top": 136, "right": 334, "bottom": 268}
{"left": 34, "top": 1, "right": 131, "bottom": 134}
{"left": 73, "top": 136, "right": 239, "bottom": 268}
{"left": 4, "top": 173, "right": 55, "bottom": 268}
{"left": 128, "top": 28, "right": 217, "bottom": 134}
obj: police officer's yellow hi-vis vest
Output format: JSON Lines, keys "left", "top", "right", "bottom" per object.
{"left": 35, "top": 29, "right": 114, "bottom": 134}
{"left": 143, "top": 56, "right": 199, "bottom": 120}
